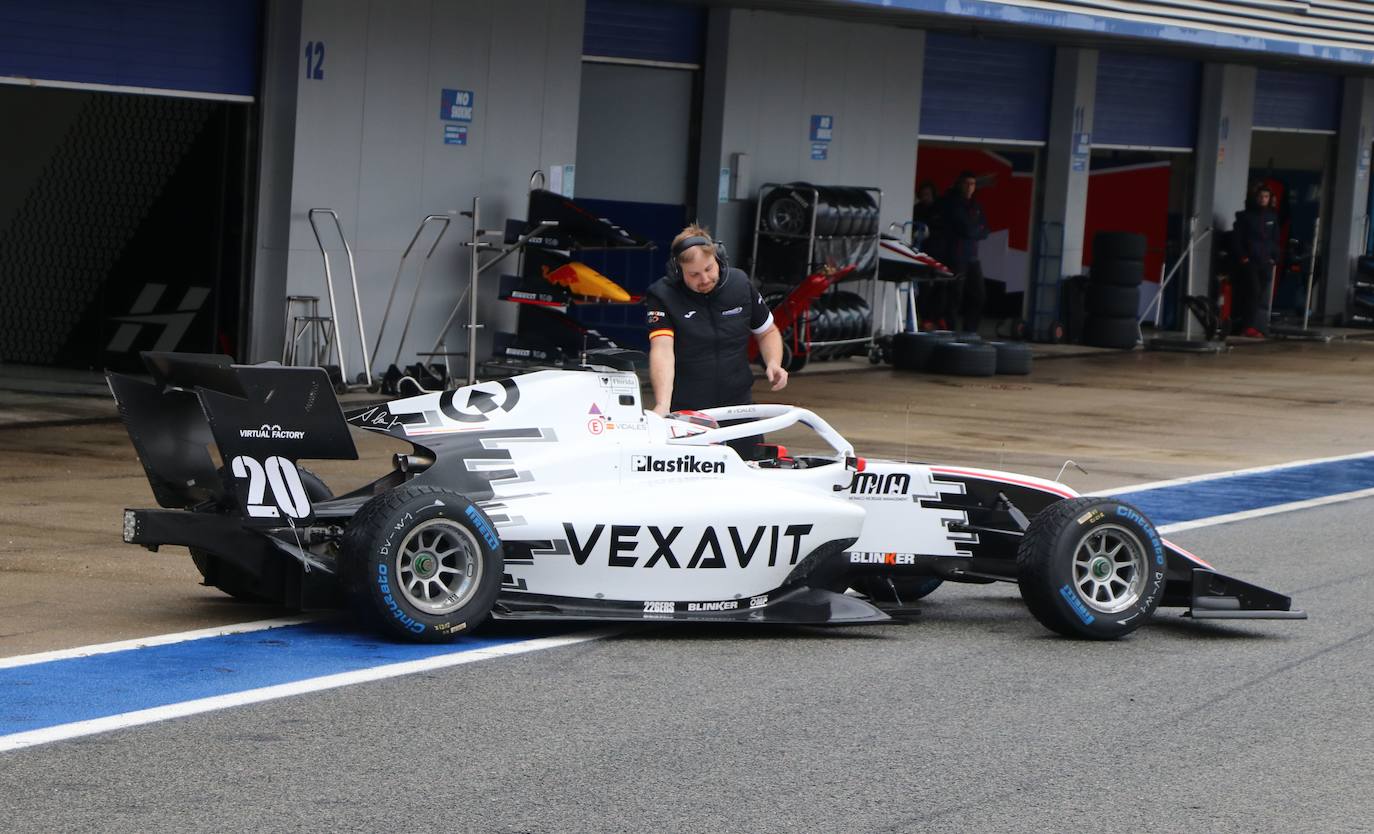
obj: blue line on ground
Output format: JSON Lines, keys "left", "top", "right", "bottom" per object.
{"left": 0, "top": 624, "right": 526, "bottom": 736}
{"left": 7, "top": 453, "right": 1374, "bottom": 742}
{"left": 1109, "top": 456, "right": 1374, "bottom": 528}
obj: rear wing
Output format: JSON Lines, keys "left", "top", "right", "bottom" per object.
{"left": 108, "top": 352, "right": 357, "bottom": 523}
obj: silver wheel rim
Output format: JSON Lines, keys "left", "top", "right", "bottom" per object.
{"left": 395, "top": 518, "right": 482, "bottom": 615}
{"left": 1070, "top": 523, "right": 1147, "bottom": 614}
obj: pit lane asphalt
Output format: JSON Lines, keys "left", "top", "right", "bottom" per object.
{"left": 1, "top": 498, "right": 1368, "bottom": 834}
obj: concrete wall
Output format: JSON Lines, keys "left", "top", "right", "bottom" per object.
{"left": 250, "top": 0, "right": 585, "bottom": 371}
{"left": 696, "top": 9, "right": 924, "bottom": 253}
{"left": 575, "top": 62, "right": 695, "bottom": 205}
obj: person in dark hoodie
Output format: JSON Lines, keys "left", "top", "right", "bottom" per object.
{"left": 644, "top": 224, "right": 786, "bottom": 416}
{"left": 1231, "top": 183, "right": 1281, "bottom": 338}
{"left": 940, "top": 171, "right": 990, "bottom": 333}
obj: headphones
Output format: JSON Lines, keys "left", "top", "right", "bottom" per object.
{"left": 667, "top": 235, "right": 729, "bottom": 282}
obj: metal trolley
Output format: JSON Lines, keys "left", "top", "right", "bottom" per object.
{"left": 748, "top": 182, "right": 883, "bottom": 370}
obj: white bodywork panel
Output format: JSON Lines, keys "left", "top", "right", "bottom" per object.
{"left": 361, "top": 368, "right": 1076, "bottom": 601}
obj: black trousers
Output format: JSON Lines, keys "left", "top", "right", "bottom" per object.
{"left": 946, "top": 260, "right": 986, "bottom": 334}
{"left": 1232, "top": 260, "right": 1274, "bottom": 333}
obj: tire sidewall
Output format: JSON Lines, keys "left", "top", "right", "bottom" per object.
{"left": 1022, "top": 499, "right": 1167, "bottom": 639}
{"left": 352, "top": 489, "right": 503, "bottom": 641}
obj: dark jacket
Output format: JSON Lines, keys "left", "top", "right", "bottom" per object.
{"left": 941, "top": 190, "right": 989, "bottom": 270}
{"left": 912, "top": 199, "right": 943, "bottom": 252}
{"left": 1232, "top": 203, "right": 1280, "bottom": 265}
{"left": 644, "top": 267, "right": 773, "bottom": 411}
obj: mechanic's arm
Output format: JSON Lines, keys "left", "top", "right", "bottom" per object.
{"left": 756, "top": 325, "right": 788, "bottom": 391}
{"left": 649, "top": 335, "right": 675, "bottom": 415}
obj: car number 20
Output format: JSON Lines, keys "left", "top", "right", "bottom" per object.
{"left": 230, "top": 455, "right": 312, "bottom": 519}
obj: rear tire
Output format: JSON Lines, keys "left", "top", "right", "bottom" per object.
{"left": 1016, "top": 497, "right": 1166, "bottom": 639}
{"left": 340, "top": 484, "right": 503, "bottom": 642}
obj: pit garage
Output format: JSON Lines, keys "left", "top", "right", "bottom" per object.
{"left": 0, "top": 0, "right": 259, "bottom": 373}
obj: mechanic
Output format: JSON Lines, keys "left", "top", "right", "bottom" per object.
{"left": 644, "top": 225, "right": 787, "bottom": 418}
{"left": 1231, "top": 183, "right": 1281, "bottom": 338}
{"left": 939, "top": 171, "right": 990, "bottom": 334}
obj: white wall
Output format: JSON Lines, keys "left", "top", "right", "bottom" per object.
{"left": 697, "top": 9, "right": 924, "bottom": 253}
{"left": 251, "top": 0, "right": 585, "bottom": 371}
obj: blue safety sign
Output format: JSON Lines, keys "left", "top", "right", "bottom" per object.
{"left": 810, "top": 114, "right": 833, "bottom": 142}
{"left": 444, "top": 124, "right": 468, "bottom": 145}
{"left": 441, "top": 89, "right": 474, "bottom": 122}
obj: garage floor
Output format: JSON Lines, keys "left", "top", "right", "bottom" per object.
{"left": 3, "top": 335, "right": 1374, "bottom": 655}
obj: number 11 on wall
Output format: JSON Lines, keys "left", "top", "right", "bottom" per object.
{"left": 304, "top": 40, "right": 325, "bottom": 80}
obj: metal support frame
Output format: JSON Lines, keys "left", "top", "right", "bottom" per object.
{"left": 749, "top": 182, "right": 884, "bottom": 359}
{"left": 1140, "top": 216, "right": 1213, "bottom": 333}
{"left": 1303, "top": 215, "right": 1322, "bottom": 331}
{"left": 427, "top": 196, "right": 558, "bottom": 386}
{"left": 371, "top": 214, "right": 452, "bottom": 371}
{"left": 307, "top": 208, "right": 373, "bottom": 389}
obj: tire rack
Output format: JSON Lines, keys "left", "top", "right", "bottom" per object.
{"left": 749, "top": 183, "right": 883, "bottom": 367}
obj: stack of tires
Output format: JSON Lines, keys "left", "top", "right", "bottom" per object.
{"left": 1084, "top": 232, "right": 1144, "bottom": 349}
{"left": 891, "top": 331, "right": 1031, "bottom": 376}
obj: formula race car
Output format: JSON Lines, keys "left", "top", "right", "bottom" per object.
{"left": 109, "top": 351, "right": 1304, "bottom": 642}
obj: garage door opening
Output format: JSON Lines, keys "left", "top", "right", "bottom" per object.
{"left": 0, "top": 86, "right": 254, "bottom": 373}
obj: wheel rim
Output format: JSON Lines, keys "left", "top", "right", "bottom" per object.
{"left": 1070, "top": 523, "right": 1147, "bottom": 614}
{"left": 768, "top": 199, "right": 806, "bottom": 235}
{"left": 395, "top": 518, "right": 483, "bottom": 615}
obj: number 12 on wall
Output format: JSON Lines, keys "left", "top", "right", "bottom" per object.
{"left": 304, "top": 40, "right": 326, "bottom": 80}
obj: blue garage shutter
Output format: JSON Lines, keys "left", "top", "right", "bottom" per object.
{"left": 0, "top": 0, "right": 259, "bottom": 100}
{"left": 920, "top": 33, "right": 1053, "bottom": 143}
{"left": 583, "top": 0, "right": 705, "bottom": 67}
{"left": 1254, "top": 69, "right": 1341, "bottom": 132}
{"left": 1093, "top": 52, "right": 1199, "bottom": 150}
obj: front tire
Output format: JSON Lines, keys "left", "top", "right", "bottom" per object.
{"left": 1016, "top": 497, "right": 1166, "bottom": 639}
{"left": 341, "top": 485, "right": 503, "bottom": 642}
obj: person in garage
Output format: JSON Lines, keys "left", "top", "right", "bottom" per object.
{"left": 939, "top": 171, "right": 990, "bottom": 334}
{"left": 1231, "top": 183, "right": 1281, "bottom": 338}
{"left": 644, "top": 225, "right": 787, "bottom": 428}
{"left": 911, "top": 180, "right": 946, "bottom": 329}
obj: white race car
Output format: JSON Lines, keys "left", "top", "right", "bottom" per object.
{"left": 111, "top": 351, "right": 1304, "bottom": 642}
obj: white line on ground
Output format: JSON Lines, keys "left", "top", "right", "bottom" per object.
{"left": 0, "top": 616, "right": 320, "bottom": 670}
{"left": 1156, "top": 486, "right": 1374, "bottom": 535}
{"left": 0, "top": 629, "right": 617, "bottom": 753}
{"left": 1093, "top": 449, "right": 1374, "bottom": 496}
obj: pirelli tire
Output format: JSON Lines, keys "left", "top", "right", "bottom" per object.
{"left": 852, "top": 575, "right": 944, "bottom": 603}
{"left": 986, "top": 340, "right": 1032, "bottom": 375}
{"left": 1090, "top": 257, "right": 1144, "bottom": 288}
{"left": 1016, "top": 497, "right": 1167, "bottom": 640}
{"left": 1083, "top": 315, "right": 1140, "bottom": 350}
{"left": 929, "top": 340, "right": 997, "bottom": 376}
{"left": 1086, "top": 283, "right": 1141, "bottom": 318}
{"left": 191, "top": 466, "right": 334, "bottom": 604}
{"left": 341, "top": 484, "right": 503, "bottom": 643}
{"left": 1092, "top": 231, "right": 1147, "bottom": 261}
